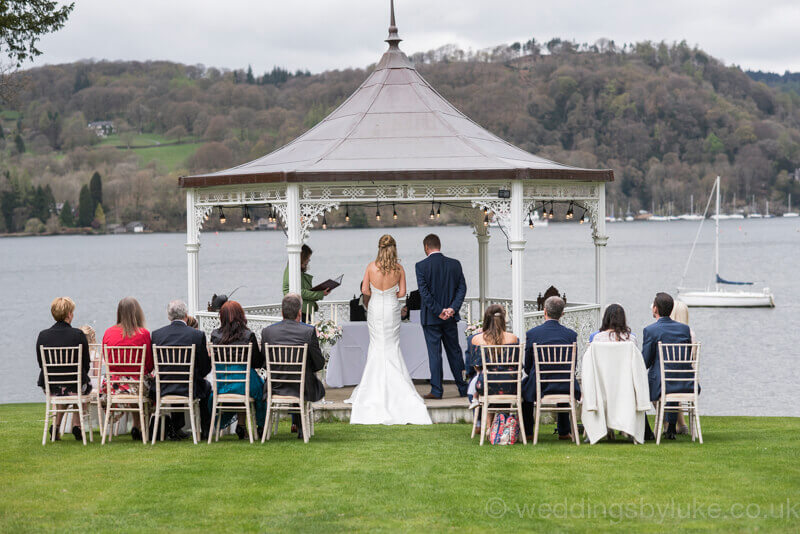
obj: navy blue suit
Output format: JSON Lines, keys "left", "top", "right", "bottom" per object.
{"left": 520, "top": 319, "right": 579, "bottom": 437}
{"left": 151, "top": 320, "right": 212, "bottom": 432}
{"left": 642, "top": 317, "right": 695, "bottom": 425}
{"left": 415, "top": 252, "right": 468, "bottom": 397}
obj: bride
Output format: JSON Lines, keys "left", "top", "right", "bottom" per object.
{"left": 347, "top": 235, "right": 432, "bottom": 425}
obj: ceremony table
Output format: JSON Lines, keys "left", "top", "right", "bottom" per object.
{"left": 324, "top": 319, "right": 468, "bottom": 388}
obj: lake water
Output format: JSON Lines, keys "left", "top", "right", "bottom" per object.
{"left": 2, "top": 218, "right": 799, "bottom": 415}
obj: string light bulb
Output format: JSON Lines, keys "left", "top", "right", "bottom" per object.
{"left": 393, "top": 203, "right": 398, "bottom": 220}
{"left": 345, "top": 205, "right": 350, "bottom": 222}
{"left": 203, "top": 211, "right": 209, "bottom": 221}
{"left": 528, "top": 212, "right": 534, "bottom": 229}
{"left": 566, "top": 201, "right": 574, "bottom": 220}
{"left": 375, "top": 204, "right": 381, "bottom": 221}
{"left": 579, "top": 209, "right": 586, "bottom": 224}
{"left": 548, "top": 201, "right": 555, "bottom": 219}
{"left": 322, "top": 213, "right": 328, "bottom": 230}
{"left": 483, "top": 213, "right": 489, "bottom": 227}
{"left": 436, "top": 202, "right": 441, "bottom": 219}
{"left": 429, "top": 201, "right": 436, "bottom": 220}
{"left": 219, "top": 207, "right": 226, "bottom": 224}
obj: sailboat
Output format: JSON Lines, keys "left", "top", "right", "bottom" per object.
{"left": 785, "top": 194, "right": 799, "bottom": 218}
{"left": 679, "top": 194, "right": 704, "bottom": 221}
{"left": 677, "top": 176, "right": 775, "bottom": 308}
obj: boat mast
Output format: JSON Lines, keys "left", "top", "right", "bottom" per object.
{"left": 715, "top": 176, "right": 720, "bottom": 288}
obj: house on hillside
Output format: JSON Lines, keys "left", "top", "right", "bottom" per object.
{"left": 125, "top": 221, "right": 144, "bottom": 233}
{"left": 87, "top": 121, "right": 115, "bottom": 137}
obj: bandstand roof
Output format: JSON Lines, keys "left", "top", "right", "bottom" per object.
{"left": 179, "top": 3, "right": 613, "bottom": 188}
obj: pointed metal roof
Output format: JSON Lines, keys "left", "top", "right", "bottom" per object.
{"left": 180, "top": 3, "right": 613, "bottom": 187}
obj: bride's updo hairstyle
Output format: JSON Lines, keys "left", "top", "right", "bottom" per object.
{"left": 376, "top": 234, "right": 400, "bottom": 274}
{"left": 481, "top": 304, "right": 507, "bottom": 345}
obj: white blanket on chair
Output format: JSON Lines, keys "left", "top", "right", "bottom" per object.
{"left": 580, "top": 341, "right": 651, "bottom": 444}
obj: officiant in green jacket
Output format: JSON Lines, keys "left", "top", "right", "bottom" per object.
{"left": 283, "top": 244, "right": 330, "bottom": 321}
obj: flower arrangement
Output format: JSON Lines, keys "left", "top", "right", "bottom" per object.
{"left": 315, "top": 319, "right": 343, "bottom": 347}
{"left": 464, "top": 321, "right": 483, "bottom": 338}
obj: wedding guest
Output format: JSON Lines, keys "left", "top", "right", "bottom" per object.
{"left": 470, "top": 305, "right": 520, "bottom": 403}
{"left": 150, "top": 300, "right": 212, "bottom": 440}
{"left": 261, "top": 293, "right": 326, "bottom": 439}
{"left": 521, "top": 296, "right": 580, "bottom": 441}
{"left": 669, "top": 300, "right": 696, "bottom": 435}
{"left": 209, "top": 300, "right": 266, "bottom": 439}
{"left": 591, "top": 304, "right": 636, "bottom": 343}
{"left": 186, "top": 315, "right": 199, "bottom": 329}
{"left": 641, "top": 292, "right": 693, "bottom": 441}
{"left": 35, "top": 297, "right": 91, "bottom": 441}
{"left": 282, "top": 244, "right": 331, "bottom": 322}
{"left": 102, "top": 297, "right": 153, "bottom": 441}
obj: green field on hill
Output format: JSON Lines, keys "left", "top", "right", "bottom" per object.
{"left": 1, "top": 403, "right": 798, "bottom": 533}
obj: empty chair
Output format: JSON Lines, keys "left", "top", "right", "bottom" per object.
{"left": 656, "top": 342, "right": 702, "bottom": 444}
{"left": 208, "top": 344, "right": 256, "bottom": 444}
{"left": 152, "top": 345, "right": 200, "bottom": 444}
{"left": 476, "top": 343, "right": 525, "bottom": 446}
{"left": 531, "top": 343, "right": 580, "bottom": 445}
{"left": 40, "top": 346, "right": 91, "bottom": 445}
{"left": 262, "top": 344, "right": 313, "bottom": 443}
{"left": 101, "top": 345, "right": 149, "bottom": 444}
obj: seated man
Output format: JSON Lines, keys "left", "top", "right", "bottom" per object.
{"left": 150, "top": 300, "right": 212, "bottom": 440}
{"left": 36, "top": 297, "right": 92, "bottom": 441}
{"left": 261, "top": 293, "right": 326, "bottom": 439}
{"left": 521, "top": 296, "right": 580, "bottom": 440}
{"left": 641, "top": 292, "right": 693, "bottom": 441}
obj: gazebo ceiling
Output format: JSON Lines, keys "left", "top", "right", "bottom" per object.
{"left": 179, "top": 3, "right": 613, "bottom": 188}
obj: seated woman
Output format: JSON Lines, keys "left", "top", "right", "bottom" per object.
{"left": 101, "top": 297, "right": 153, "bottom": 441}
{"left": 591, "top": 303, "right": 636, "bottom": 343}
{"left": 209, "top": 300, "right": 266, "bottom": 439}
{"left": 471, "top": 305, "right": 520, "bottom": 400}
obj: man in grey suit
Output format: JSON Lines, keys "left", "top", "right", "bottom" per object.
{"left": 260, "top": 293, "right": 326, "bottom": 439}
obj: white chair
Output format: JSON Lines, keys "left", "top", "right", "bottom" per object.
{"left": 60, "top": 343, "right": 103, "bottom": 441}
{"left": 262, "top": 344, "right": 314, "bottom": 443}
{"left": 40, "top": 345, "right": 91, "bottom": 445}
{"left": 532, "top": 343, "right": 580, "bottom": 445}
{"left": 656, "top": 342, "right": 702, "bottom": 444}
{"left": 475, "top": 344, "right": 526, "bottom": 446}
{"left": 208, "top": 344, "right": 256, "bottom": 444}
{"left": 101, "top": 345, "right": 149, "bottom": 444}
{"left": 152, "top": 345, "right": 200, "bottom": 444}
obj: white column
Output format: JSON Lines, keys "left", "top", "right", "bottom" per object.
{"left": 593, "top": 184, "right": 609, "bottom": 308}
{"left": 185, "top": 188, "right": 200, "bottom": 314}
{"left": 474, "top": 228, "right": 490, "bottom": 315}
{"left": 509, "top": 180, "right": 526, "bottom": 339}
{"left": 286, "top": 183, "right": 302, "bottom": 294}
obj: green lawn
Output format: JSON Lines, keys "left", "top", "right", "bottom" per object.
{"left": 1, "top": 403, "right": 799, "bottom": 533}
{"left": 97, "top": 133, "right": 171, "bottom": 147}
{"left": 133, "top": 142, "right": 202, "bottom": 171}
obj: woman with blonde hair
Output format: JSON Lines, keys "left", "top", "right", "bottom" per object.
{"left": 102, "top": 297, "right": 153, "bottom": 441}
{"left": 347, "top": 234, "right": 432, "bottom": 425}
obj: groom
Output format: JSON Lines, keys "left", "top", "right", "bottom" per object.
{"left": 415, "top": 234, "right": 468, "bottom": 399}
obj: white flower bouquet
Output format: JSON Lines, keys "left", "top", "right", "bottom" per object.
{"left": 464, "top": 321, "right": 483, "bottom": 338}
{"left": 315, "top": 319, "right": 343, "bottom": 347}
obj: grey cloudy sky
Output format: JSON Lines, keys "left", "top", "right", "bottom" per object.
{"left": 29, "top": 0, "right": 800, "bottom": 74}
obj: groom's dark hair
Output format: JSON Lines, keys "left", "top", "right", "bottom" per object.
{"left": 423, "top": 234, "right": 441, "bottom": 250}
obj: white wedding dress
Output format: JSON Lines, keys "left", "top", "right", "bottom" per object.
{"left": 347, "top": 284, "right": 432, "bottom": 425}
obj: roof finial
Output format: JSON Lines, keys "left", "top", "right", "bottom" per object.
{"left": 386, "top": 0, "right": 402, "bottom": 49}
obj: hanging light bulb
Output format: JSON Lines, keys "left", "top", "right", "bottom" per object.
{"left": 392, "top": 203, "right": 398, "bottom": 220}
{"left": 528, "top": 212, "right": 534, "bottom": 229}
{"left": 429, "top": 201, "right": 436, "bottom": 220}
{"left": 483, "top": 206, "right": 488, "bottom": 214}
{"left": 483, "top": 213, "right": 489, "bottom": 227}
{"left": 219, "top": 207, "right": 226, "bottom": 224}
{"left": 566, "top": 201, "right": 574, "bottom": 220}
{"left": 322, "top": 213, "right": 328, "bottom": 230}
{"left": 579, "top": 209, "right": 586, "bottom": 224}
{"left": 242, "top": 206, "right": 248, "bottom": 223}
{"left": 436, "top": 202, "right": 441, "bottom": 219}
{"left": 203, "top": 211, "right": 209, "bottom": 221}
{"left": 375, "top": 203, "right": 381, "bottom": 221}
{"left": 345, "top": 205, "right": 350, "bottom": 222}
{"left": 246, "top": 207, "right": 251, "bottom": 224}
{"left": 548, "top": 201, "right": 554, "bottom": 219}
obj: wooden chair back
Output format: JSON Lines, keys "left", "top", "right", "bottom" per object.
{"left": 40, "top": 346, "right": 84, "bottom": 395}
{"left": 153, "top": 345, "right": 196, "bottom": 399}
{"left": 264, "top": 344, "right": 308, "bottom": 401}
{"left": 103, "top": 345, "right": 148, "bottom": 397}
{"left": 478, "top": 344, "right": 524, "bottom": 397}
{"left": 532, "top": 343, "right": 577, "bottom": 401}
{"left": 208, "top": 344, "right": 252, "bottom": 400}
{"left": 658, "top": 342, "right": 701, "bottom": 397}
{"left": 88, "top": 343, "right": 102, "bottom": 390}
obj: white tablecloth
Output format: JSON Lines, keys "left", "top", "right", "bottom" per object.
{"left": 325, "top": 321, "right": 467, "bottom": 388}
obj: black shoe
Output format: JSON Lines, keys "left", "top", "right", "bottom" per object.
{"left": 172, "top": 428, "right": 190, "bottom": 440}
{"left": 644, "top": 430, "right": 656, "bottom": 441}
{"left": 131, "top": 427, "right": 142, "bottom": 441}
{"left": 297, "top": 430, "right": 304, "bottom": 440}
{"left": 201, "top": 431, "right": 209, "bottom": 441}
{"left": 665, "top": 430, "right": 677, "bottom": 440}
{"left": 48, "top": 425, "right": 60, "bottom": 441}
{"left": 257, "top": 426, "right": 264, "bottom": 439}
{"left": 71, "top": 425, "right": 83, "bottom": 441}
{"left": 235, "top": 426, "right": 246, "bottom": 440}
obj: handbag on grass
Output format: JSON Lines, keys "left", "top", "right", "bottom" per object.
{"left": 489, "top": 413, "right": 520, "bottom": 445}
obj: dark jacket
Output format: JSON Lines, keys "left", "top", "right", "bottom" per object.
{"left": 414, "top": 252, "right": 467, "bottom": 326}
{"left": 521, "top": 319, "right": 580, "bottom": 402}
{"left": 151, "top": 320, "right": 212, "bottom": 398}
{"left": 260, "top": 319, "right": 326, "bottom": 402}
{"left": 35, "top": 321, "right": 91, "bottom": 393}
{"left": 210, "top": 328, "right": 264, "bottom": 369}
{"left": 642, "top": 317, "right": 694, "bottom": 402}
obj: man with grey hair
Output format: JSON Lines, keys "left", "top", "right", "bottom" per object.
{"left": 520, "top": 296, "right": 580, "bottom": 441}
{"left": 260, "top": 293, "right": 326, "bottom": 440}
{"left": 151, "top": 299, "right": 212, "bottom": 440}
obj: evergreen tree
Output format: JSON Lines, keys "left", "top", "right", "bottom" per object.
{"left": 93, "top": 203, "right": 105, "bottom": 229}
{"left": 0, "top": 122, "right": 4, "bottom": 139}
{"left": 89, "top": 171, "right": 102, "bottom": 209}
{"left": 73, "top": 67, "right": 91, "bottom": 93}
{"left": 14, "top": 133, "right": 24, "bottom": 154}
{"left": 246, "top": 65, "right": 255, "bottom": 84}
{"left": 77, "top": 184, "right": 93, "bottom": 227}
{"left": 59, "top": 200, "right": 74, "bottom": 227}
